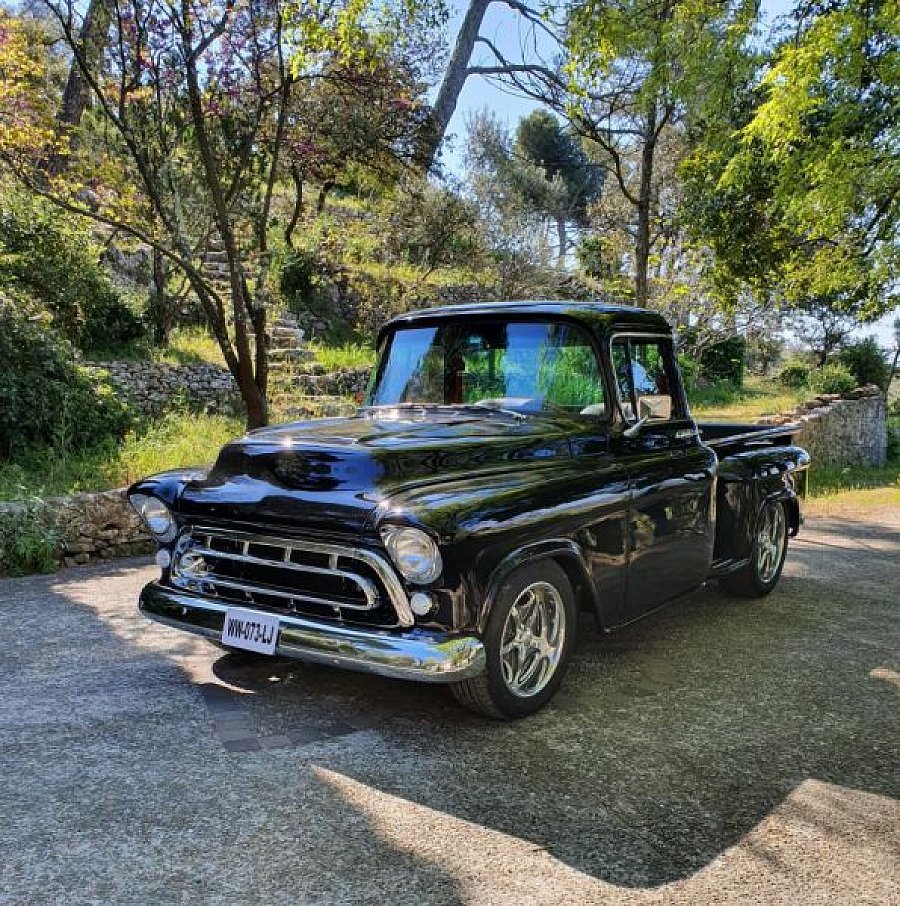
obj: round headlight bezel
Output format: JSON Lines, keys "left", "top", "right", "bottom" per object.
{"left": 129, "top": 493, "right": 177, "bottom": 542}
{"left": 379, "top": 525, "right": 443, "bottom": 585}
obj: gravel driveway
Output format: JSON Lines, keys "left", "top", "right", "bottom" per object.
{"left": 1, "top": 512, "right": 898, "bottom": 905}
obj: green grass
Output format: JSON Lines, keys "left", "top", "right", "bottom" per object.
{"left": 0, "top": 412, "right": 244, "bottom": 501}
{"left": 689, "top": 374, "right": 807, "bottom": 421}
{"left": 87, "top": 326, "right": 227, "bottom": 367}
{"left": 804, "top": 463, "right": 900, "bottom": 516}
{"left": 154, "top": 327, "right": 226, "bottom": 366}
{"left": 308, "top": 340, "right": 375, "bottom": 370}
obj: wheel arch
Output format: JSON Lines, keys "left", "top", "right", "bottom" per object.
{"left": 479, "top": 539, "right": 601, "bottom": 634}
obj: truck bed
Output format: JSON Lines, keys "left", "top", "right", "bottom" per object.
{"left": 698, "top": 422, "right": 801, "bottom": 453}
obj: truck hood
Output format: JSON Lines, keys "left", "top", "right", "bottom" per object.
{"left": 175, "top": 411, "right": 573, "bottom": 534}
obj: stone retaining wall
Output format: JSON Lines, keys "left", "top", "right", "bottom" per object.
{"left": 83, "top": 360, "right": 239, "bottom": 416}
{"left": 288, "top": 365, "right": 370, "bottom": 398}
{"left": 759, "top": 385, "right": 887, "bottom": 467}
{"left": 0, "top": 489, "right": 152, "bottom": 574}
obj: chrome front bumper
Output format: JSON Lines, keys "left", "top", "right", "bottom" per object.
{"left": 139, "top": 582, "right": 485, "bottom": 683}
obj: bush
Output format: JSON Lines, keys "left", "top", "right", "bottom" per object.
{"left": 677, "top": 353, "right": 699, "bottom": 390}
{"left": 384, "top": 182, "right": 484, "bottom": 272}
{"left": 0, "top": 500, "right": 58, "bottom": 577}
{"left": 700, "top": 336, "right": 746, "bottom": 387}
{"left": 278, "top": 247, "right": 331, "bottom": 319}
{"left": 839, "top": 337, "right": 890, "bottom": 389}
{"left": 0, "top": 290, "right": 132, "bottom": 458}
{"left": 808, "top": 362, "right": 856, "bottom": 395}
{"left": 779, "top": 360, "right": 812, "bottom": 389}
{"left": 0, "top": 193, "right": 145, "bottom": 352}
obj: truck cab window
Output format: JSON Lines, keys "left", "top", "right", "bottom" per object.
{"left": 612, "top": 336, "right": 679, "bottom": 422}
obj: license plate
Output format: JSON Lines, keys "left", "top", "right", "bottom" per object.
{"left": 221, "top": 607, "right": 279, "bottom": 655}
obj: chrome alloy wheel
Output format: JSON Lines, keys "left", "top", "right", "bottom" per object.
{"left": 499, "top": 581, "right": 567, "bottom": 698}
{"left": 756, "top": 502, "right": 787, "bottom": 583}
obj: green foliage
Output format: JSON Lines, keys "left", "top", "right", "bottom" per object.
{"left": 308, "top": 340, "right": 375, "bottom": 370}
{"left": 0, "top": 500, "right": 58, "bottom": 576}
{"left": 385, "top": 181, "right": 484, "bottom": 273}
{"left": 0, "top": 193, "right": 145, "bottom": 352}
{"left": 278, "top": 247, "right": 331, "bottom": 319}
{"left": 779, "top": 361, "right": 813, "bottom": 389}
{"left": 677, "top": 353, "right": 699, "bottom": 390}
{"left": 839, "top": 337, "right": 890, "bottom": 389}
{"left": 808, "top": 363, "right": 856, "bottom": 395}
{"left": 0, "top": 411, "right": 243, "bottom": 501}
{"left": 682, "top": 0, "right": 898, "bottom": 323}
{"left": 699, "top": 337, "right": 746, "bottom": 387}
{"left": 466, "top": 110, "right": 603, "bottom": 259}
{"left": 0, "top": 290, "right": 132, "bottom": 458}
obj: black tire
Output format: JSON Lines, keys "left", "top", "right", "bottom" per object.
{"left": 451, "top": 560, "right": 577, "bottom": 720}
{"left": 720, "top": 499, "right": 789, "bottom": 598}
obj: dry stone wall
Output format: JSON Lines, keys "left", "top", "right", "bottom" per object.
{"left": 83, "top": 361, "right": 239, "bottom": 416}
{"left": 289, "top": 364, "right": 370, "bottom": 398}
{"left": 758, "top": 385, "right": 887, "bottom": 467}
{"left": 0, "top": 489, "right": 152, "bottom": 574}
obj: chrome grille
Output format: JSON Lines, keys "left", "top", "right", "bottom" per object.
{"left": 170, "top": 526, "right": 413, "bottom": 628}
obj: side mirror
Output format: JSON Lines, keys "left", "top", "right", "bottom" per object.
{"left": 638, "top": 394, "right": 672, "bottom": 421}
{"left": 623, "top": 394, "right": 672, "bottom": 437}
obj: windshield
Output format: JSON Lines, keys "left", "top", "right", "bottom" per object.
{"left": 366, "top": 320, "right": 606, "bottom": 416}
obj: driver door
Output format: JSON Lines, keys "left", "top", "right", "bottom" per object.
{"left": 610, "top": 335, "right": 716, "bottom": 621}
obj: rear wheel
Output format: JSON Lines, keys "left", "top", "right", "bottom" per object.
{"left": 451, "top": 561, "right": 576, "bottom": 720}
{"left": 720, "top": 499, "right": 788, "bottom": 598}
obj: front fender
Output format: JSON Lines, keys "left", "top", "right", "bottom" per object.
{"left": 127, "top": 467, "right": 209, "bottom": 510}
{"left": 478, "top": 538, "right": 600, "bottom": 634}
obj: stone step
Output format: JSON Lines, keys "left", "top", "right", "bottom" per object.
{"left": 270, "top": 325, "right": 304, "bottom": 337}
{"left": 271, "top": 400, "right": 356, "bottom": 420}
{"left": 268, "top": 348, "right": 315, "bottom": 363}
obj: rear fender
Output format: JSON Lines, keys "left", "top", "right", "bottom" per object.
{"left": 715, "top": 445, "right": 809, "bottom": 560}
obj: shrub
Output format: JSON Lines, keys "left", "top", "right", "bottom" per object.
{"left": 384, "top": 182, "right": 484, "bottom": 272}
{"left": 700, "top": 336, "right": 746, "bottom": 387}
{"left": 808, "top": 362, "right": 856, "bottom": 395}
{"left": 0, "top": 290, "right": 132, "bottom": 458}
{"left": 278, "top": 247, "right": 331, "bottom": 319}
{"left": 677, "top": 353, "right": 699, "bottom": 390}
{"left": 839, "top": 337, "right": 890, "bottom": 389}
{"left": 0, "top": 500, "right": 58, "bottom": 576}
{"left": 779, "top": 360, "right": 812, "bottom": 389}
{"left": 0, "top": 193, "right": 145, "bottom": 352}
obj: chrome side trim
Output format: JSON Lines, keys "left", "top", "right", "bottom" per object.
{"left": 175, "top": 525, "right": 415, "bottom": 628}
{"left": 140, "top": 582, "right": 484, "bottom": 683}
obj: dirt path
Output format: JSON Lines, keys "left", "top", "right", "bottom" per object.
{"left": 1, "top": 512, "right": 897, "bottom": 904}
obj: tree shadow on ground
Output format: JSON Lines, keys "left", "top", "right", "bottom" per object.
{"left": 3, "top": 526, "right": 897, "bottom": 893}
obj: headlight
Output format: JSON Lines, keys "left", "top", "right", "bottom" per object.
{"left": 129, "top": 493, "right": 177, "bottom": 542}
{"left": 380, "top": 525, "right": 442, "bottom": 584}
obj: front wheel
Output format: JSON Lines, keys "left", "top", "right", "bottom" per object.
{"left": 720, "top": 499, "right": 789, "bottom": 598}
{"left": 451, "top": 561, "right": 576, "bottom": 720}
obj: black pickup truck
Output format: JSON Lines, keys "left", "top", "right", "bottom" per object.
{"left": 130, "top": 301, "right": 809, "bottom": 718}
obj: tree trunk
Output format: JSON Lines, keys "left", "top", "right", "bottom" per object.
{"left": 47, "top": 0, "right": 113, "bottom": 175}
{"left": 556, "top": 217, "right": 567, "bottom": 264}
{"left": 237, "top": 368, "right": 269, "bottom": 429}
{"left": 316, "top": 180, "right": 334, "bottom": 213}
{"left": 285, "top": 165, "right": 304, "bottom": 247}
{"left": 149, "top": 247, "right": 175, "bottom": 344}
{"left": 634, "top": 107, "right": 657, "bottom": 306}
{"left": 422, "top": 0, "right": 491, "bottom": 169}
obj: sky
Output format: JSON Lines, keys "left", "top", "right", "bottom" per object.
{"left": 435, "top": 0, "right": 898, "bottom": 349}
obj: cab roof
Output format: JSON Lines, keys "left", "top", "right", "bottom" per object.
{"left": 379, "top": 300, "right": 672, "bottom": 342}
